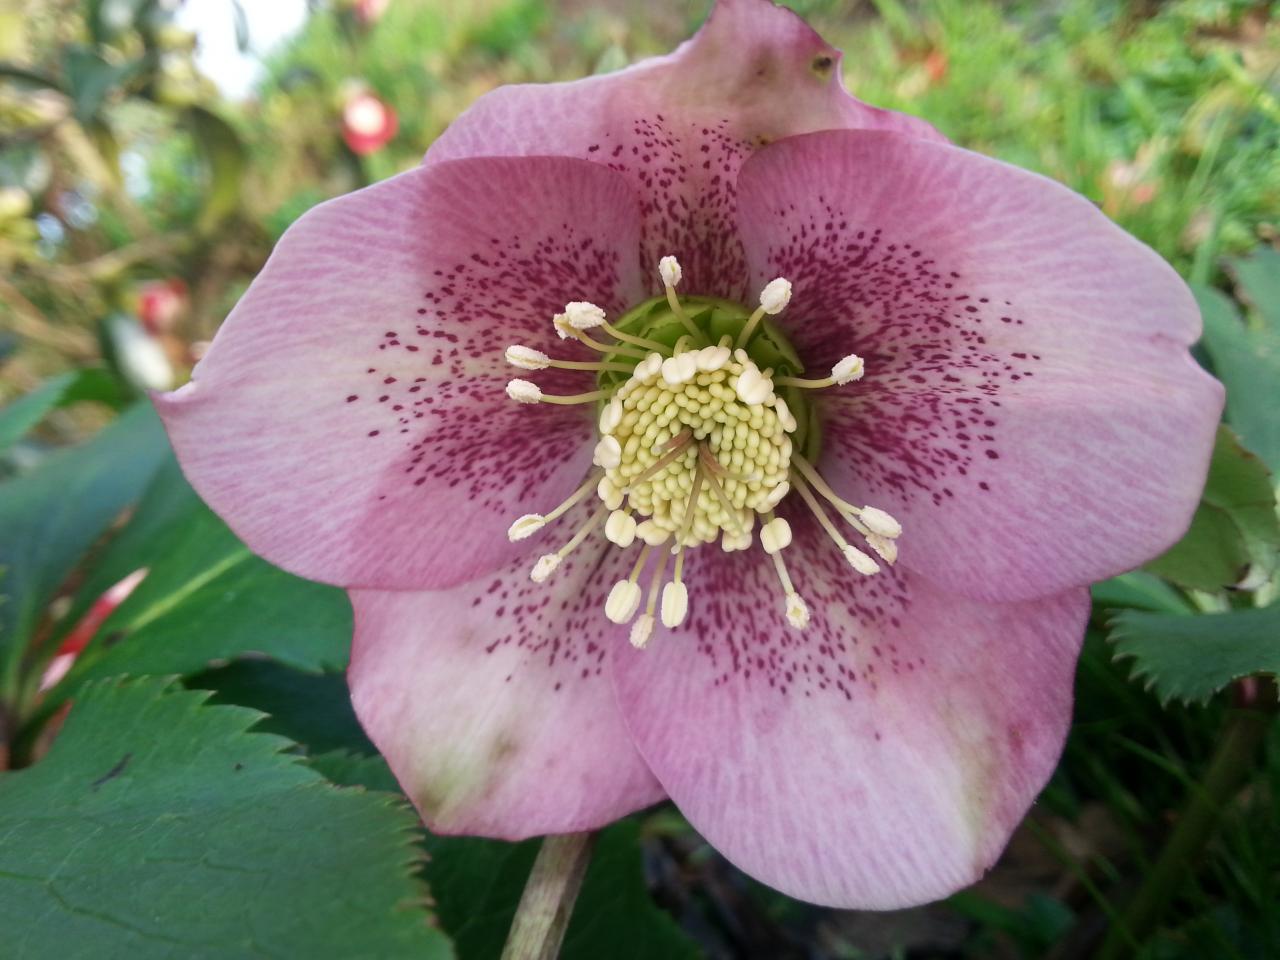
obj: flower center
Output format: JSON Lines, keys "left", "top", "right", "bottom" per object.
{"left": 503, "top": 257, "right": 901, "bottom": 648}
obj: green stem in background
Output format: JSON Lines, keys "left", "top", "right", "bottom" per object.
{"left": 500, "top": 832, "right": 595, "bottom": 960}
{"left": 1095, "top": 679, "right": 1278, "bottom": 960}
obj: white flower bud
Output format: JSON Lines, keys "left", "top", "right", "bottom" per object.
{"left": 661, "top": 352, "right": 698, "bottom": 386}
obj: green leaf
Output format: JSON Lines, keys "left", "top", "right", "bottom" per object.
{"left": 1196, "top": 280, "right": 1280, "bottom": 474}
{"left": 1091, "top": 571, "right": 1192, "bottom": 614}
{"left": 190, "top": 660, "right": 374, "bottom": 756}
{"left": 1231, "top": 247, "right": 1280, "bottom": 331}
{"left": 231, "top": 676, "right": 700, "bottom": 959}
{"left": 184, "top": 105, "right": 247, "bottom": 232}
{"left": 45, "top": 461, "right": 352, "bottom": 708}
{"left": 0, "top": 677, "right": 452, "bottom": 959}
{"left": 0, "top": 369, "right": 125, "bottom": 456}
{"left": 1110, "top": 604, "right": 1280, "bottom": 705}
{"left": 60, "top": 46, "right": 141, "bottom": 123}
{"left": 1144, "top": 426, "right": 1280, "bottom": 592}
{"left": 0, "top": 404, "right": 169, "bottom": 690}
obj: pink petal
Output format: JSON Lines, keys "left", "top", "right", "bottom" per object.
{"left": 427, "top": 0, "right": 942, "bottom": 297}
{"left": 156, "top": 157, "right": 644, "bottom": 591}
{"left": 349, "top": 517, "right": 664, "bottom": 837}
{"left": 736, "top": 130, "right": 1223, "bottom": 601}
{"left": 612, "top": 513, "right": 1090, "bottom": 908}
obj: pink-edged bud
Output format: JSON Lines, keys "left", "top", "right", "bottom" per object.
{"left": 354, "top": 0, "right": 391, "bottom": 25}
{"left": 138, "top": 278, "right": 188, "bottom": 335}
{"left": 342, "top": 91, "right": 398, "bottom": 155}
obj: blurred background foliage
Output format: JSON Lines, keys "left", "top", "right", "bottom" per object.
{"left": 1, "top": 1, "right": 1279, "bottom": 959}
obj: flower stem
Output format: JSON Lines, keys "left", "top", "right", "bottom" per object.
{"left": 1095, "top": 678, "right": 1277, "bottom": 960}
{"left": 500, "top": 832, "right": 595, "bottom": 960}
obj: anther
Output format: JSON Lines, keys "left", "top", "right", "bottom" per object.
{"left": 506, "top": 474, "right": 601, "bottom": 542}
{"left": 508, "top": 514, "right": 546, "bottom": 541}
{"left": 661, "top": 580, "right": 688, "bottom": 628}
{"left": 735, "top": 277, "right": 792, "bottom": 348}
{"left": 760, "top": 516, "right": 792, "bottom": 554}
{"left": 606, "top": 580, "right": 643, "bottom": 624}
{"left": 659, "top": 255, "right": 682, "bottom": 288}
{"left": 593, "top": 436, "right": 622, "bottom": 469}
{"left": 530, "top": 554, "right": 560, "bottom": 583}
{"left": 562, "top": 301, "right": 607, "bottom": 330}
{"left": 599, "top": 397, "right": 623, "bottom": 434}
{"left": 506, "top": 379, "right": 542, "bottom": 403}
{"left": 859, "top": 506, "right": 902, "bottom": 539}
{"left": 734, "top": 363, "right": 774, "bottom": 405}
{"left": 507, "top": 380, "right": 612, "bottom": 406}
{"left": 630, "top": 614, "right": 655, "bottom": 649}
{"left": 605, "top": 509, "right": 638, "bottom": 547}
{"left": 866, "top": 533, "right": 898, "bottom": 565}
{"left": 598, "top": 475, "right": 624, "bottom": 510}
{"left": 606, "top": 544, "right": 652, "bottom": 624}
{"left": 775, "top": 354, "right": 866, "bottom": 390}
{"left": 791, "top": 473, "right": 880, "bottom": 576}
{"left": 506, "top": 345, "right": 549, "bottom": 369}
{"left": 661, "top": 351, "right": 698, "bottom": 386}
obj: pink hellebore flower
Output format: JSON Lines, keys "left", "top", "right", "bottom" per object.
{"left": 155, "top": 0, "right": 1222, "bottom": 908}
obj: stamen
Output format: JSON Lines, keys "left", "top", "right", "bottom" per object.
{"left": 657, "top": 254, "right": 703, "bottom": 342}
{"left": 529, "top": 504, "right": 609, "bottom": 582}
{"left": 605, "top": 509, "right": 637, "bottom": 547}
{"left": 599, "top": 397, "right": 624, "bottom": 434}
{"left": 735, "top": 277, "right": 792, "bottom": 348}
{"left": 506, "top": 345, "right": 634, "bottom": 374}
{"left": 866, "top": 533, "right": 898, "bottom": 565}
{"left": 760, "top": 516, "right": 792, "bottom": 554}
{"left": 563, "top": 301, "right": 669, "bottom": 354}
{"left": 660, "top": 350, "right": 698, "bottom": 386}
{"left": 597, "top": 475, "right": 624, "bottom": 510}
{"left": 605, "top": 545, "right": 652, "bottom": 624}
{"left": 506, "top": 473, "right": 601, "bottom": 541}
{"left": 775, "top": 354, "right": 865, "bottom": 389}
{"left": 734, "top": 362, "right": 774, "bottom": 405}
{"left": 506, "top": 379, "right": 611, "bottom": 405}
{"left": 556, "top": 321, "right": 649, "bottom": 360}
{"left": 661, "top": 549, "right": 689, "bottom": 628}
{"left": 792, "top": 474, "right": 880, "bottom": 575}
{"left": 761, "top": 518, "right": 808, "bottom": 630}
{"left": 593, "top": 436, "right": 622, "bottom": 469}
{"left": 632, "top": 547, "right": 671, "bottom": 649}
{"left": 790, "top": 454, "right": 901, "bottom": 542}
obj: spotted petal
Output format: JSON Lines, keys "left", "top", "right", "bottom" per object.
{"left": 612, "top": 513, "right": 1089, "bottom": 908}
{"left": 427, "top": 0, "right": 943, "bottom": 298}
{"left": 156, "top": 156, "right": 644, "bottom": 591}
{"left": 349, "top": 514, "right": 664, "bottom": 837}
{"left": 736, "top": 130, "right": 1223, "bottom": 602}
